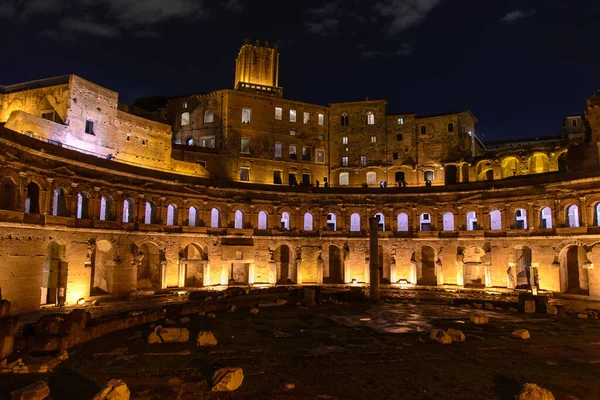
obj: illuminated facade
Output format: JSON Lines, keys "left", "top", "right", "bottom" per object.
{"left": 0, "top": 41, "right": 599, "bottom": 315}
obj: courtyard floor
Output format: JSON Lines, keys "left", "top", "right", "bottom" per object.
{"left": 2, "top": 299, "right": 600, "bottom": 400}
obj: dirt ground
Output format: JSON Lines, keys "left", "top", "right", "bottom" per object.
{"left": 2, "top": 301, "right": 600, "bottom": 400}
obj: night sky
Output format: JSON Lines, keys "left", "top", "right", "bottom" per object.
{"left": 1, "top": 0, "right": 599, "bottom": 142}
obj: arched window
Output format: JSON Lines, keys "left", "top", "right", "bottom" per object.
{"left": 374, "top": 213, "right": 385, "bottom": 231}
{"left": 448, "top": 123, "right": 454, "bottom": 132}
{"left": 515, "top": 208, "right": 527, "bottom": 229}
{"left": 442, "top": 212, "right": 454, "bottom": 231}
{"left": 281, "top": 212, "right": 290, "bottom": 230}
{"left": 258, "top": 211, "right": 268, "bottom": 230}
{"left": 122, "top": 199, "right": 133, "bottom": 223}
{"left": 339, "top": 172, "right": 349, "bottom": 186}
{"left": 188, "top": 206, "right": 198, "bottom": 227}
{"left": 25, "top": 182, "right": 40, "bottom": 214}
{"left": 397, "top": 213, "right": 409, "bottom": 231}
{"left": 366, "top": 112, "right": 374, "bottom": 125}
{"left": 186, "top": 137, "right": 193, "bottom": 146}
{"left": 234, "top": 210, "right": 244, "bottom": 229}
{"left": 166, "top": 204, "right": 177, "bottom": 225}
{"left": 350, "top": 213, "right": 361, "bottom": 231}
{"left": 303, "top": 212, "right": 313, "bottom": 231}
{"left": 366, "top": 172, "right": 377, "bottom": 186}
{"left": 420, "top": 126, "right": 427, "bottom": 134}
{"left": 466, "top": 211, "right": 477, "bottom": 231}
{"left": 210, "top": 208, "right": 220, "bottom": 228}
{"left": 76, "top": 193, "right": 89, "bottom": 219}
{"left": 540, "top": 207, "right": 552, "bottom": 229}
{"left": 340, "top": 113, "right": 349, "bottom": 126}
{"left": 420, "top": 213, "right": 431, "bottom": 231}
{"left": 204, "top": 109, "right": 214, "bottom": 123}
{"left": 595, "top": 204, "right": 600, "bottom": 227}
{"left": 99, "top": 196, "right": 112, "bottom": 221}
{"left": 327, "top": 213, "right": 337, "bottom": 231}
{"left": 396, "top": 133, "right": 403, "bottom": 141}
{"left": 181, "top": 112, "right": 190, "bottom": 126}
{"left": 566, "top": 205, "right": 579, "bottom": 228}
{"left": 490, "top": 210, "right": 502, "bottom": 230}
{"left": 52, "top": 188, "right": 67, "bottom": 217}
{"left": 144, "top": 202, "right": 156, "bottom": 224}
{"left": 424, "top": 170, "right": 434, "bottom": 182}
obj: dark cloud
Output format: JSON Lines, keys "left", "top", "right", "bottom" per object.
{"left": 374, "top": 0, "right": 443, "bottom": 34}
{"left": 501, "top": 9, "right": 533, "bottom": 24}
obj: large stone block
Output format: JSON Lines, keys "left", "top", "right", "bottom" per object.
{"left": 212, "top": 367, "right": 244, "bottom": 391}
{"left": 92, "top": 379, "right": 130, "bottom": 400}
{"left": 10, "top": 381, "right": 50, "bottom": 400}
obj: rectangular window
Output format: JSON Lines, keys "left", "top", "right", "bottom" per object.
{"left": 41, "top": 111, "right": 55, "bottom": 122}
{"left": 289, "top": 145, "right": 297, "bottom": 160}
{"left": 317, "top": 134, "right": 324, "bottom": 140}
{"left": 303, "top": 112, "right": 310, "bottom": 124}
{"left": 302, "top": 146, "right": 311, "bottom": 161}
{"left": 424, "top": 170, "right": 434, "bottom": 181}
{"left": 318, "top": 113, "right": 324, "bottom": 126}
{"left": 240, "top": 168, "right": 249, "bottom": 181}
{"left": 393, "top": 152, "right": 398, "bottom": 160}
{"left": 85, "top": 120, "right": 94, "bottom": 135}
{"left": 302, "top": 173, "right": 311, "bottom": 185}
{"left": 316, "top": 150, "right": 325, "bottom": 163}
{"left": 182, "top": 102, "right": 188, "bottom": 108}
{"left": 289, "top": 173, "right": 297, "bottom": 186}
{"left": 273, "top": 170, "right": 282, "bottom": 185}
{"left": 572, "top": 119, "right": 577, "bottom": 127}
{"left": 361, "top": 155, "right": 367, "bottom": 166}
{"left": 242, "top": 108, "right": 252, "bottom": 123}
{"left": 398, "top": 117, "right": 403, "bottom": 124}
{"left": 342, "top": 156, "right": 348, "bottom": 167}
{"left": 290, "top": 109, "right": 297, "bottom": 122}
{"left": 241, "top": 138, "right": 250, "bottom": 153}
{"left": 200, "top": 136, "right": 215, "bottom": 148}
{"left": 342, "top": 136, "right": 348, "bottom": 144}
{"left": 371, "top": 136, "right": 376, "bottom": 144}
{"left": 274, "top": 143, "right": 283, "bottom": 158}
{"left": 290, "top": 130, "right": 296, "bottom": 136}
{"left": 197, "top": 160, "right": 207, "bottom": 168}
{"left": 204, "top": 109, "right": 214, "bottom": 123}
{"left": 275, "top": 107, "right": 282, "bottom": 120}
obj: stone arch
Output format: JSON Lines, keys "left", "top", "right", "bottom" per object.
{"left": 25, "top": 181, "right": 41, "bottom": 214}
{"left": 180, "top": 243, "right": 208, "bottom": 287}
{"left": 136, "top": 242, "right": 165, "bottom": 290}
{"left": 122, "top": 198, "right": 134, "bottom": 223}
{"left": 539, "top": 206, "right": 553, "bottom": 229}
{"left": 396, "top": 211, "right": 409, "bottom": 232}
{"left": 475, "top": 160, "right": 494, "bottom": 181}
{"left": 144, "top": 201, "right": 157, "bottom": 224}
{"left": 234, "top": 209, "right": 245, "bottom": 229}
{"left": 52, "top": 187, "right": 68, "bottom": 216}
{"left": 324, "top": 244, "right": 344, "bottom": 284}
{"left": 0, "top": 174, "right": 18, "bottom": 211}
{"left": 210, "top": 207, "right": 221, "bottom": 228}
{"left": 513, "top": 245, "right": 533, "bottom": 289}
{"left": 77, "top": 192, "right": 91, "bottom": 219}
{"left": 274, "top": 244, "right": 296, "bottom": 284}
{"left": 529, "top": 152, "right": 550, "bottom": 174}
{"left": 565, "top": 204, "right": 580, "bottom": 228}
{"left": 303, "top": 212, "right": 314, "bottom": 231}
{"left": 489, "top": 209, "right": 503, "bottom": 230}
{"left": 444, "top": 164, "right": 458, "bottom": 185}
{"left": 90, "top": 239, "right": 114, "bottom": 295}
{"left": 99, "top": 194, "right": 114, "bottom": 221}
{"left": 500, "top": 156, "right": 520, "bottom": 178}
{"left": 558, "top": 244, "right": 590, "bottom": 294}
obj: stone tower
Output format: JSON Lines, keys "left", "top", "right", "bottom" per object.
{"left": 234, "top": 39, "right": 282, "bottom": 97}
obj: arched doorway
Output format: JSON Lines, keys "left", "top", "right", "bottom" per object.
{"left": 0, "top": 177, "right": 18, "bottom": 210}
{"left": 26, "top": 182, "right": 40, "bottom": 214}
{"left": 42, "top": 242, "right": 67, "bottom": 306}
{"left": 324, "top": 245, "right": 343, "bottom": 284}
{"left": 417, "top": 246, "right": 437, "bottom": 286}
{"left": 444, "top": 165, "right": 457, "bottom": 185}
{"left": 514, "top": 246, "right": 533, "bottom": 289}
{"left": 90, "top": 240, "right": 113, "bottom": 295}
{"left": 180, "top": 244, "right": 206, "bottom": 287}
{"left": 138, "top": 243, "right": 163, "bottom": 290}
{"left": 274, "top": 245, "right": 295, "bottom": 284}
{"left": 463, "top": 247, "right": 486, "bottom": 288}
{"left": 560, "top": 245, "right": 589, "bottom": 295}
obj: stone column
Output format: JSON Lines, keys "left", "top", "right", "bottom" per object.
{"left": 369, "top": 217, "right": 380, "bottom": 301}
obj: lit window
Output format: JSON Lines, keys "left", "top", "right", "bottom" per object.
{"left": 182, "top": 102, "right": 188, "bottom": 108}
{"left": 181, "top": 112, "right": 189, "bottom": 126}
{"left": 342, "top": 156, "right": 348, "bottom": 167}
{"left": 316, "top": 150, "right": 324, "bottom": 163}
{"left": 340, "top": 113, "right": 349, "bottom": 126}
{"left": 339, "top": 172, "right": 349, "bottom": 186}
{"left": 85, "top": 120, "right": 94, "bottom": 135}
{"left": 242, "top": 108, "right": 252, "bottom": 123}
{"left": 241, "top": 138, "right": 250, "bottom": 153}
{"left": 240, "top": 168, "right": 249, "bottom": 181}
{"left": 274, "top": 143, "right": 283, "bottom": 158}
{"left": 204, "top": 109, "right": 214, "bottom": 123}
{"left": 342, "top": 136, "right": 348, "bottom": 144}
{"left": 398, "top": 118, "right": 403, "bottom": 125}
{"left": 371, "top": 136, "right": 376, "bottom": 144}
{"left": 317, "top": 134, "right": 324, "bottom": 140}
{"left": 41, "top": 111, "right": 55, "bottom": 122}
{"left": 200, "top": 136, "right": 215, "bottom": 148}
{"left": 290, "top": 109, "right": 297, "bottom": 122}
{"left": 302, "top": 146, "right": 311, "bottom": 161}
{"left": 303, "top": 112, "right": 311, "bottom": 124}
{"left": 367, "top": 171, "right": 376, "bottom": 185}
{"left": 290, "top": 130, "right": 296, "bottom": 136}
{"left": 361, "top": 155, "right": 367, "bottom": 166}
{"left": 186, "top": 137, "right": 193, "bottom": 146}
{"left": 289, "top": 145, "right": 297, "bottom": 160}
{"left": 318, "top": 113, "right": 324, "bottom": 126}
{"left": 275, "top": 107, "right": 282, "bottom": 120}
{"left": 366, "top": 112, "right": 374, "bottom": 125}
{"left": 424, "top": 170, "right": 434, "bottom": 182}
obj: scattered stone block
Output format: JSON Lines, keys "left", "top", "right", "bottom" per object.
{"left": 447, "top": 329, "right": 466, "bottom": 343}
{"left": 285, "top": 383, "right": 295, "bottom": 390}
{"left": 577, "top": 313, "right": 588, "bottom": 319}
{"left": 10, "top": 381, "right": 50, "bottom": 400}
{"left": 212, "top": 367, "right": 244, "bottom": 392}
{"left": 429, "top": 329, "right": 452, "bottom": 344}
{"left": 485, "top": 303, "right": 494, "bottom": 310}
{"left": 198, "top": 312, "right": 206, "bottom": 317}
{"left": 516, "top": 383, "right": 555, "bottom": 400}
{"left": 512, "top": 329, "right": 530, "bottom": 340}
{"left": 179, "top": 317, "right": 189, "bottom": 324}
{"left": 469, "top": 314, "right": 489, "bottom": 325}
{"left": 164, "top": 319, "right": 176, "bottom": 325}
{"left": 249, "top": 308, "right": 259, "bottom": 315}
{"left": 207, "top": 313, "right": 216, "bottom": 319}
{"left": 276, "top": 299, "right": 287, "bottom": 305}
{"left": 524, "top": 300, "right": 536, "bottom": 314}
{"left": 197, "top": 331, "right": 218, "bottom": 347}
{"left": 228, "top": 305, "right": 237, "bottom": 313}
{"left": 509, "top": 307, "right": 518, "bottom": 312}
{"left": 148, "top": 326, "right": 189, "bottom": 344}
{"left": 474, "top": 303, "right": 483, "bottom": 309}
{"left": 546, "top": 305, "right": 558, "bottom": 316}
{"left": 461, "top": 304, "right": 472, "bottom": 309}
{"left": 92, "top": 379, "right": 130, "bottom": 400}
{"left": 147, "top": 332, "right": 161, "bottom": 344}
